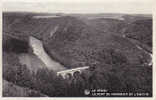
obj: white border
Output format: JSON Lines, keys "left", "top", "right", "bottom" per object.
{"left": 0, "top": 0, "right": 156, "bottom": 100}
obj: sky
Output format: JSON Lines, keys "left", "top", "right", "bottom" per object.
{"left": 2, "top": 0, "right": 155, "bottom": 14}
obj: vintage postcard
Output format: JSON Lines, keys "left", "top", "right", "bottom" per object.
{"left": 1, "top": 0, "right": 156, "bottom": 99}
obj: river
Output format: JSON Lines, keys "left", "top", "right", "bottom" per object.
{"left": 18, "top": 36, "right": 66, "bottom": 72}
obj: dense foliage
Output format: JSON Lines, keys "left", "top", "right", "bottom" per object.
{"left": 3, "top": 12, "right": 152, "bottom": 97}
{"left": 3, "top": 51, "right": 152, "bottom": 97}
{"left": 124, "top": 19, "right": 152, "bottom": 48}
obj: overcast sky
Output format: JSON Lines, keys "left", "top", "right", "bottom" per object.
{"left": 2, "top": 0, "right": 155, "bottom": 14}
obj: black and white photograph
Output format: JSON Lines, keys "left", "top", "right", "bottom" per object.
{"left": 2, "top": 0, "right": 154, "bottom": 97}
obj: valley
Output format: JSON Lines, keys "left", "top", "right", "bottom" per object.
{"left": 2, "top": 12, "right": 152, "bottom": 97}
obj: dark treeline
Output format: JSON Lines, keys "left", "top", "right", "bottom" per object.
{"left": 3, "top": 37, "right": 29, "bottom": 54}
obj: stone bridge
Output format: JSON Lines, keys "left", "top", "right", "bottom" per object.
{"left": 57, "top": 66, "right": 90, "bottom": 79}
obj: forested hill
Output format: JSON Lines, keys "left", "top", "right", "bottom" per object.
{"left": 3, "top": 12, "right": 152, "bottom": 97}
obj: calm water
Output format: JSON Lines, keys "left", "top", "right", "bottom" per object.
{"left": 18, "top": 36, "right": 66, "bottom": 72}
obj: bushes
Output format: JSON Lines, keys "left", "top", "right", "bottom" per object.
{"left": 3, "top": 61, "right": 68, "bottom": 96}
{"left": 3, "top": 63, "right": 33, "bottom": 88}
{"left": 3, "top": 63, "right": 152, "bottom": 97}
{"left": 32, "top": 68, "right": 67, "bottom": 96}
{"left": 3, "top": 49, "right": 152, "bottom": 97}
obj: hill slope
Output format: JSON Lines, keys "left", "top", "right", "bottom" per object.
{"left": 3, "top": 80, "right": 47, "bottom": 97}
{"left": 3, "top": 12, "right": 152, "bottom": 96}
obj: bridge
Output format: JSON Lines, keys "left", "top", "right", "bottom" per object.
{"left": 57, "top": 66, "right": 90, "bottom": 79}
